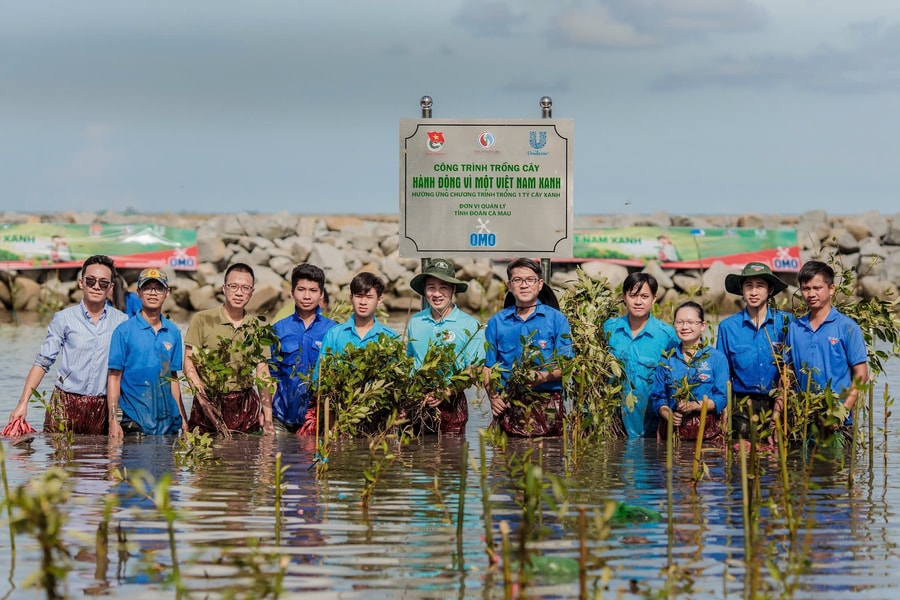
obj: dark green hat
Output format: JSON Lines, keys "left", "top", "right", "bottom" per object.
{"left": 410, "top": 258, "right": 468, "bottom": 295}
{"left": 725, "top": 262, "right": 788, "bottom": 296}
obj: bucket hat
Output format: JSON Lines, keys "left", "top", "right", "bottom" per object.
{"left": 724, "top": 262, "right": 788, "bottom": 296}
{"left": 410, "top": 258, "right": 468, "bottom": 295}
{"left": 137, "top": 267, "right": 169, "bottom": 289}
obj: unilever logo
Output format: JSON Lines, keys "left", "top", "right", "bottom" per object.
{"left": 528, "top": 131, "right": 548, "bottom": 156}
{"left": 478, "top": 131, "right": 496, "bottom": 149}
{"left": 470, "top": 218, "right": 496, "bottom": 247}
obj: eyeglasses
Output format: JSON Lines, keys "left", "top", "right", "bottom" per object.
{"left": 83, "top": 276, "right": 112, "bottom": 290}
{"left": 674, "top": 320, "right": 703, "bottom": 327}
{"left": 225, "top": 283, "right": 254, "bottom": 293}
{"left": 510, "top": 277, "right": 540, "bottom": 286}
{"left": 140, "top": 286, "right": 166, "bottom": 295}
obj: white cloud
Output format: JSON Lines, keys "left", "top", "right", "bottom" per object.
{"left": 549, "top": 0, "right": 766, "bottom": 49}
{"left": 454, "top": 0, "right": 528, "bottom": 37}
{"left": 653, "top": 19, "right": 900, "bottom": 93}
{"left": 551, "top": 5, "right": 658, "bottom": 48}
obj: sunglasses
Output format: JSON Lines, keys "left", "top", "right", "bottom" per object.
{"left": 82, "top": 276, "right": 112, "bottom": 290}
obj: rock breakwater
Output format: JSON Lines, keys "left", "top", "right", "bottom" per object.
{"left": 1, "top": 209, "right": 898, "bottom": 322}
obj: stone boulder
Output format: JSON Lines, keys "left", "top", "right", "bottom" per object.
{"left": 580, "top": 261, "right": 628, "bottom": 292}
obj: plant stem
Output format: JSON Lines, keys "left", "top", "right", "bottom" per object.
{"left": 666, "top": 411, "right": 674, "bottom": 576}
{"left": 274, "top": 452, "right": 284, "bottom": 546}
{"left": 478, "top": 432, "right": 496, "bottom": 565}
{"left": 691, "top": 399, "right": 709, "bottom": 485}
{"left": 456, "top": 441, "right": 468, "bottom": 574}
{"left": 0, "top": 442, "right": 15, "bottom": 559}
{"left": 578, "top": 506, "right": 587, "bottom": 600}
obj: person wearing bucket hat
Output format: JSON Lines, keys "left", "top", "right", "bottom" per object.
{"left": 716, "top": 261, "right": 793, "bottom": 440}
{"left": 108, "top": 267, "right": 189, "bottom": 437}
{"left": 406, "top": 259, "right": 485, "bottom": 435}
{"left": 604, "top": 272, "right": 679, "bottom": 439}
{"left": 483, "top": 258, "right": 573, "bottom": 438}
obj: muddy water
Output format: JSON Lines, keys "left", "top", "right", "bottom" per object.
{"left": 2, "top": 322, "right": 900, "bottom": 598}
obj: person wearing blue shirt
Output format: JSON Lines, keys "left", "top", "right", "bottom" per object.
{"left": 786, "top": 261, "right": 868, "bottom": 428}
{"left": 270, "top": 264, "right": 337, "bottom": 434}
{"left": 108, "top": 267, "right": 188, "bottom": 437}
{"left": 7, "top": 255, "right": 128, "bottom": 434}
{"left": 604, "top": 273, "right": 679, "bottom": 439}
{"left": 407, "top": 258, "right": 485, "bottom": 434}
{"left": 484, "top": 258, "right": 573, "bottom": 438}
{"left": 717, "top": 262, "right": 794, "bottom": 439}
{"left": 319, "top": 272, "right": 400, "bottom": 360}
{"left": 108, "top": 273, "right": 143, "bottom": 317}
{"left": 652, "top": 301, "right": 729, "bottom": 442}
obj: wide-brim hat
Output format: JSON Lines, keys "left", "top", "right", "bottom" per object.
{"left": 410, "top": 258, "right": 468, "bottom": 295}
{"left": 724, "top": 262, "right": 788, "bottom": 296}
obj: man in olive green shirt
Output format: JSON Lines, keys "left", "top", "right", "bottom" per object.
{"left": 183, "top": 263, "right": 275, "bottom": 435}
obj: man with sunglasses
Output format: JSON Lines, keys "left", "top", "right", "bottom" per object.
{"left": 7, "top": 254, "right": 128, "bottom": 434}
{"left": 107, "top": 268, "right": 189, "bottom": 437}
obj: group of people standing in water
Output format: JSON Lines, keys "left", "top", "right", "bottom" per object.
{"left": 607, "top": 260, "right": 868, "bottom": 442}
{"left": 4, "top": 253, "right": 868, "bottom": 443}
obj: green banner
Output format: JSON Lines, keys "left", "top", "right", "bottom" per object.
{"left": 0, "top": 223, "right": 198, "bottom": 270}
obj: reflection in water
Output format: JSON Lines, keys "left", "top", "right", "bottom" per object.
{"left": 2, "top": 326, "right": 900, "bottom": 597}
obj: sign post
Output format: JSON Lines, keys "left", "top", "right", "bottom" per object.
{"left": 399, "top": 106, "right": 574, "bottom": 261}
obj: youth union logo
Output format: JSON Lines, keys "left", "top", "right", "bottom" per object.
{"left": 528, "top": 131, "right": 548, "bottom": 156}
{"left": 478, "top": 131, "right": 496, "bottom": 149}
{"left": 427, "top": 131, "right": 445, "bottom": 152}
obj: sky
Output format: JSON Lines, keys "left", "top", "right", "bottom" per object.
{"left": 2, "top": 0, "right": 899, "bottom": 217}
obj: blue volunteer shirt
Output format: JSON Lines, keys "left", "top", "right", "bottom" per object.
{"left": 716, "top": 308, "right": 793, "bottom": 397}
{"left": 319, "top": 317, "right": 400, "bottom": 357}
{"left": 406, "top": 305, "right": 485, "bottom": 370}
{"left": 604, "top": 315, "right": 678, "bottom": 438}
{"left": 651, "top": 344, "right": 729, "bottom": 416}
{"left": 270, "top": 308, "right": 337, "bottom": 426}
{"left": 484, "top": 302, "right": 573, "bottom": 393}
{"left": 108, "top": 313, "right": 184, "bottom": 435}
{"left": 786, "top": 307, "right": 867, "bottom": 399}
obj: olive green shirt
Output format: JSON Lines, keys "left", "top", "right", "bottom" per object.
{"left": 185, "top": 306, "right": 271, "bottom": 393}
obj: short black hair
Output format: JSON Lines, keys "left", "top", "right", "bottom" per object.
{"left": 291, "top": 263, "right": 326, "bottom": 290}
{"left": 81, "top": 255, "right": 116, "bottom": 279}
{"left": 798, "top": 260, "right": 834, "bottom": 286}
{"left": 225, "top": 262, "right": 255, "bottom": 284}
{"left": 675, "top": 300, "right": 704, "bottom": 322}
{"left": 350, "top": 272, "right": 385, "bottom": 297}
{"left": 506, "top": 258, "right": 542, "bottom": 279}
{"left": 622, "top": 272, "right": 659, "bottom": 296}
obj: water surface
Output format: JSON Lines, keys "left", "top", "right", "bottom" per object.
{"left": 2, "top": 322, "right": 900, "bottom": 599}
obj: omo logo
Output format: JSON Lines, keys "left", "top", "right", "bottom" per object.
{"left": 168, "top": 248, "right": 196, "bottom": 268}
{"left": 469, "top": 218, "right": 496, "bottom": 247}
{"left": 169, "top": 255, "right": 196, "bottom": 268}
{"left": 773, "top": 247, "right": 799, "bottom": 270}
{"left": 773, "top": 257, "right": 799, "bottom": 270}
